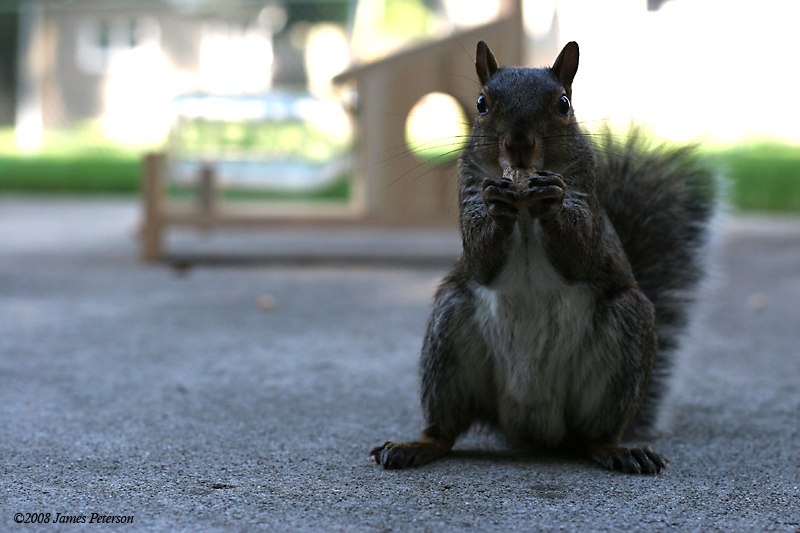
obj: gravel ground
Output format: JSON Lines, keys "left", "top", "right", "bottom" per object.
{"left": 1, "top": 196, "right": 799, "bottom": 532}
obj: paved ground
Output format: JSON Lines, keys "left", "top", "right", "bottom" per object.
{"left": 1, "top": 196, "right": 799, "bottom": 532}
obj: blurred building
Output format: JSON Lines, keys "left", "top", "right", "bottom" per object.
{"left": 3, "top": 0, "right": 362, "bottom": 149}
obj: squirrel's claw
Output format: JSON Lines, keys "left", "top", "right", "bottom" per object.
{"left": 481, "top": 178, "right": 520, "bottom": 229}
{"left": 516, "top": 172, "right": 566, "bottom": 217}
{"left": 590, "top": 442, "right": 669, "bottom": 475}
{"left": 369, "top": 441, "right": 421, "bottom": 469}
{"left": 369, "top": 439, "right": 452, "bottom": 470}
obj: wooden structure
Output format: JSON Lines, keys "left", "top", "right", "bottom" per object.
{"left": 332, "top": 0, "right": 523, "bottom": 226}
{"left": 140, "top": 0, "right": 523, "bottom": 260}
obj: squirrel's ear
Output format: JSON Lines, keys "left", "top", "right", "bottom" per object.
{"left": 475, "top": 40, "right": 498, "bottom": 86}
{"left": 551, "top": 41, "right": 579, "bottom": 89}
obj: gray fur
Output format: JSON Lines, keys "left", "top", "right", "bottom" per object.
{"left": 371, "top": 41, "right": 715, "bottom": 473}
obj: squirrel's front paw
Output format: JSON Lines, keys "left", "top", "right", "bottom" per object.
{"left": 369, "top": 440, "right": 449, "bottom": 470}
{"left": 589, "top": 443, "right": 669, "bottom": 475}
{"left": 518, "top": 171, "right": 565, "bottom": 217}
{"left": 481, "top": 178, "right": 519, "bottom": 230}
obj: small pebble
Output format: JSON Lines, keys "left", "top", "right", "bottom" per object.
{"left": 257, "top": 295, "right": 278, "bottom": 311}
{"left": 746, "top": 293, "right": 766, "bottom": 311}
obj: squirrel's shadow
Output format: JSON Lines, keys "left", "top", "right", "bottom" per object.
{"left": 423, "top": 448, "right": 574, "bottom": 498}
{"left": 445, "top": 446, "right": 590, "bottom": 470}
{"left": 425, "top": 428, "right": 595, "bottom": 470}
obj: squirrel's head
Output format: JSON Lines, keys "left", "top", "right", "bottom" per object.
{"left": 473, "top": 41, "right": 581, "bottom": 172}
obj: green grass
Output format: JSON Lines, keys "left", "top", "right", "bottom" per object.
{"left": 0, "top": 154, "right": 352, "bottom": 200}
{"left": 169, "top": 173, "right": 351, "bottom": 202}
{"left": 0, "top": 154, "right": 141, "bottom": 194}
{"left": 0, "top": 123, "right": 147, "bottom": 194}
{"left": 711, "top": 142, "right": 800, "bottom": 212}
{"left": 176, "top": 119, "right": 348, "bottom": 163}
{"left": 1, "top": 122, "right": 799, "bottom": 213}
{"left": 0, "top": 121, "right": 353, "bottom": 200}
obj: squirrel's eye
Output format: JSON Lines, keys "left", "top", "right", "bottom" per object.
{"left": 558, "top": 95, "right": 571, "bottom": 115}
{"left": 477, "top": 94, "right": 488, "bottom": 116}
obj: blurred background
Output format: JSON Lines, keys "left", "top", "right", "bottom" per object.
{"left": 0, "top": 0, "right": 798, "bottom": 215}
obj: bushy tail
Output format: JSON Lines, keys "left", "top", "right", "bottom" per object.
{"left": 593, "top": 126, "right": 718, "bottom": 435}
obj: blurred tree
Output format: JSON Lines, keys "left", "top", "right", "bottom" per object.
{"left": 0, "top": 11, "right": 18, "bottom": 125}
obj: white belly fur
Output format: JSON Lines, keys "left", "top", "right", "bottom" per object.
{"left": 472, "top": 218, "right": 608, "bottom": 446}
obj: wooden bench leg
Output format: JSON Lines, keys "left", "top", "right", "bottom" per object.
{"left": 141, "top": 152, "right": 166, "bottom": 261}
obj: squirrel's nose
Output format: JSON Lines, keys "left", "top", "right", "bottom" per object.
{"left": 503, "top": 132, "right": 536, "bottom": 168}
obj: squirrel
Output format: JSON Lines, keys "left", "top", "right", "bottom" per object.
{"left": 369, "top": 41, "right": 716, "bottom": 474}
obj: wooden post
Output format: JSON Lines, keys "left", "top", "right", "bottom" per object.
{"left": 198, "top": 161, "right": 216, "bottom": 228}
{"left": 141, "top": 152, "right": 165, "bottom": 261}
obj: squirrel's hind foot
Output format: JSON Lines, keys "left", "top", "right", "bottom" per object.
{"left": 588, "top": 442, "right": 669, "bottom": 475}
{"left": 369, "top": 438, "right": 452, "bottom": 470}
